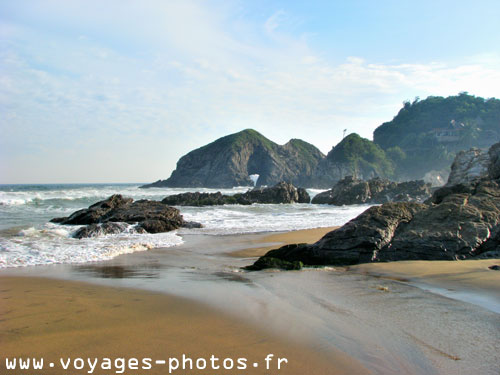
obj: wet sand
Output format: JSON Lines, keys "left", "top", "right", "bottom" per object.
{"left": 2, "top": 227, "right": 500, "bottom": 375}
{"left": 229, "top": 226, "right": 337, "bottom": 257}
{"left": 350, "top": 259, "right": 500, "bottom": 313}
{"left": 0, "top": 276, "right": 368, "bottom": 375}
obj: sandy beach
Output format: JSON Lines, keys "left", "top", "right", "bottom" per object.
{"left": 350, "top": 259, "right": 500, "bottom": 308}
{"left": 229, "top": 226, "right": 338, "bottom": 257}
{"left": 2, "top": 227, "right": 500, "bottom": 375}
{"left": 0, "top": 276, "right": 368, "bottom": 375}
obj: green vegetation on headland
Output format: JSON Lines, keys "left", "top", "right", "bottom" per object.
{"left": 374, "top": 93, "right": 500, "bottom": 179}
{"left": 142, "top": 93, "right": 500, "bottom": 189}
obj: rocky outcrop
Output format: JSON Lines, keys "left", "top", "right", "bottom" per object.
{"left": 162, "top": 182, "right": 310, "bottom": 206}
{"left": 235, "top": 182, "right": 310, "bottom": 204}
{"left": 247, "top": 142, "right": 500, "bottom": 270}
{"left": 141, "top": 129, "right": 324, "bottom": 188}
{"left": 311, "top": 176, "right": 431, "bottom": 205}
{"left": 162, "top": 192, "right": 229, "bottom": 206}
{"left": 51, "top": 195, "right": 200, "bottom": 236}
{"left": 51, "top": 195, "right": 133, "bottom": 225}
{"left": 446, "top": 147, "right": 490, "bottom": 186}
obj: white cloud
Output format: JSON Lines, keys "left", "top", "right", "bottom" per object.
{"left": 1, "top": 0, "right": 499, "bottom": 182}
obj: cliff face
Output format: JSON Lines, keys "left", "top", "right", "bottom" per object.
{"left": 143, "top": 129, "right": 324, "bottom": 188}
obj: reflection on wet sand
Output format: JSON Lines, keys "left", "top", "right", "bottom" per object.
{"left": 73, "top": 263, "right": 165, "bottom": 279}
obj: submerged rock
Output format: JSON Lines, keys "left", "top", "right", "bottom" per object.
{"left": 52, "top": 195, "right": 200, "bottom": 236}
{"left": 73, "top": 222, "right": 146, "bottom": 238}
{"left": 311, "top": 176, "right": 431, "bottom": 205}
{"left": 247, "top": 142, "right": 500, "bottom": 269}
{"left": 162, "top": 182, "right": 310, "bottom": 206}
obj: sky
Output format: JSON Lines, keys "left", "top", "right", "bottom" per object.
{"left": 1, "top": 0, "right": 499, "bottom": 183}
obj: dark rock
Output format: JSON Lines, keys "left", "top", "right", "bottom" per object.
{"left": 312, "top": 176, "right": 371, "bottom": 205}
{"left": 488, "top": 142, "right": 500, "bottom": 179}
{"left": 50, "top": 217, "right": 67, "bottom": 223}
{"left": 244, "top": 256, "right": 303, "bottom": 271}
{"left": 139, "top": 219, "right": 179, "bottom": 234}
{"left": 311, "top": 176, "right": 431, "bottom": 205}
{"left": 50, "top": 195, "right": 133, "bottom": 225}
{"left": 181, "top": 221, "right": 203, "bottom": 229}
{"left": 162, "top": 192, "right": 227, "bottom": 206}
{"left": 488, "top": 265, "right": 500, "bottom": 270}
{"left": 161, "top": 182, "right": 310, "bottom": 206}
{"left": 427, "top": 183, "right": 474, "bottom": 204}
{"left": 52, "top": 196, "right": 187, "bottom": 235}
{"left": 247, "top": 142, "right": 500, "bottom": 269}
{"left": 104, "top": 200, "right": 183, "bottom": 225}
{"left": 73, "top": 222, "right": 146, "bottom": 239}
{"left": 297, "top": 187, "right": 310, "bottom": 203}
{"left": 235, "top": 181, "right": 310, "bottom": 204}
{"left": 375, "top": 180, "right": 431, "bottom": 203}
{"left": 141, "top": 129, "right": 324, "bottom": 188}
{"left": 446, "top": 148, "right": 490, "bottom": 186}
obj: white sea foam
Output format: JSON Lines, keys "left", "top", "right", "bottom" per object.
{"left": 178, "top": 203, "right": 369, "bottom": 235}
{"left": 0, "top": 185, "right": 250, "bottom": 207}
{"left": 0, "top": 184, "right": 368, "bottom": 268}
{"left": 0, "top": 223, "right": 183, "bottom": 268}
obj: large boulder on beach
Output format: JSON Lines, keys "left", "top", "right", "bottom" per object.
{"left": 247, "top": 142, "right": 500, "bottom": 269}
{"left": 161, "top": 182, "right": 310, "bottom": 206}
{"left": 51, "top": 195, "right": 198, "bottom": 236}
{"left": 311, "top": 176, "right": 431, "bottom": 205}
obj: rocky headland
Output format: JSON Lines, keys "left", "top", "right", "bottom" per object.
{"left": 51, "top": 194, "right": 201, "bottom": 238}
{"left": 246, "top": 142, "right": 500, "bottom": 270}
{"left": 141, "top": 95, "right": 500, "bottom": 189}
{"left": 162, "top": 181, "right": 310, "bottom": 206}
{"left": 312, "top": 176, "right": 431, "bottom": 205}
{"left": 141, "top": 129, "right": 325, "bottom": 188}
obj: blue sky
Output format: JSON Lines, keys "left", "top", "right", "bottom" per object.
{"left": 1, "top": 0, "right": 499, "bottom": 183}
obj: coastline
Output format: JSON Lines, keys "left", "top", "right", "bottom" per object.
{"left": 228, "top": 226, "right": 338, "bottom": 257}
{"left": 2, "top": 226, "right": 500, "bottom": 374}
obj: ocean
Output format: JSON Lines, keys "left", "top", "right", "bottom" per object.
{"left": 0, "top": 183, "right": 370, "bottom": 268}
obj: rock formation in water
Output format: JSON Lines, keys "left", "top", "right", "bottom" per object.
{"left": 141, "top": 129, "right": 324, "bottom": 188}
{"left": 247, "top": 142, "right": 500, "bottom": 270}
{"left": 51, "top": 195, "right": 200, "bottom": 237}
{"left": 311, "top": 176, "right": 431, "bottom": 205}
{"left": 162, "top": 182, "right": 310, "bottom": 206}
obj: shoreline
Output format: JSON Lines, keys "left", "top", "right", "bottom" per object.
{"left": 227, "top": 226, "right": 338, "bottom": 257}
{"left": 2, "top": 226, "right": 500, "bottom": 374}
{"left": 349, "top": 259, "right": 500, "bottom": 314}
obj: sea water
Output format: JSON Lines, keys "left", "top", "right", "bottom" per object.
{"left": 0, "top": 184, "right": 369, "bottom": 268}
